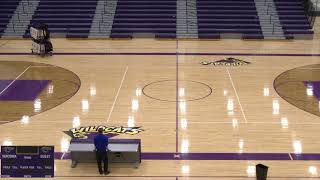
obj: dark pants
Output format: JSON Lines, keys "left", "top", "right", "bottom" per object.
{"left": 96, "top": 151, "right": 108, "bottom": 173}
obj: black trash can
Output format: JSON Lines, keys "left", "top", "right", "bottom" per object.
{"left": 256, "top": 164, "right": 268, "bottom": 180}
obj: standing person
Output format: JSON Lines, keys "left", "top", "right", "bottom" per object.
{"left": 94, "top": 128, "right": 110, "bottom": 175}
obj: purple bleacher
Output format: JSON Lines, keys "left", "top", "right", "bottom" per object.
{"left": 197, "top": 0, "right": 263, "bottom": 39}
{"left": 110, "top": 0, "right": 176, "bottom": 38}
{"left": 274, "top": 0, "right": 314, "bottom": 38}
{"left": 1, "top": 0, "right": 313, "bottom": 40}
{"left": 0, "top": 0, "right": 22, "bottom": 38}
{"left": 24, "top": 0, "right": 99, "bottom": 38}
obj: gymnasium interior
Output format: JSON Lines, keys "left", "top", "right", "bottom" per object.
{"left": 0, "top": 0, "right": 320, "bottom": 179}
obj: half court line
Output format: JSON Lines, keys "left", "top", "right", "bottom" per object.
{"left": 0, "top": 65, "right": 31, "bottom": 96}
{"left": 175, "top": 39, "right": 179, "bottom": 153}
{"left": 226, "top": 68, "right": 248, "bottom": 123}
{"left": 107, "top": 66, "right": 128, "bottom": 122}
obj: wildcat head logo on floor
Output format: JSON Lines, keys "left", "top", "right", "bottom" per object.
{"left": 64, "top": 126, "right": 144, "bottom": 140}
{"left": 201, "top": 57, "right": 251, "bottom": 66}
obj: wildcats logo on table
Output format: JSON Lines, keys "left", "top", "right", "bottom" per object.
{"left": 201, "top": 57, "right": 251, "bottom": 66}
{"left": 65, "top": 126, "right": 144, "bottom": 140}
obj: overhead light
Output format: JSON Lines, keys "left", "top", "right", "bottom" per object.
{"left": 223, "top": 90, "right": 228, "bottom": 96}
{"left": 181, "top": 139, "right": 189, "bottom": 153}
{"left": 227, "top": 98, "right": 234, "bottom": 115}
{"left": 239, "top": 139, "right": 244, "bottom": 153}
{"left": 308, "top": 166, "right": 318, "bottom": 175}
{"left": 3, "top": 139, "right": 13, "bottom": 146}
{"left": 81, "top": 99, "right": 89, "bottom": 112}
{"left": 48, "top": 84, "right": 54, "bottom": 94}
{"left": 34, "top": 98, "right": 41, "bottom": 112}
{"left": 136, "top": 88, "right": 142, "bottom": 96}
{"left": 179, "top": 101, "right": 186, "bottom": 114}
{"left": 246, "top": 165, "right": 255, "bottom": 177}
{"left": 281, "top": 117, "right": 288, "bottom": 129}
{"left": 181, "top": 165, "right": 190, "bottom": 174}
{"left": 263, "top": 87, "right": 270, "bottom": 97}
{"left": 272, "top": 99, "right": 279, "bottom": 115}
{"left": 132, "top": 99, "right": 139, "bottom": 112}
{"left": 232, "top": 118, "right": 238, "bottom": 128}
{"left": 72, "top": 116, "right": 80, "bottom": 128}
{"left": 181, "top": 118, "right": 187, "bottom": 130}
{"left": 60, "top": 137, "right": 69, "bottom": 152}
{"left": 179, "top": 88, "right": 185, "bottom": 97}
{"left": 293, "top": 140, "right": 302, "bottom": 154}
{"left": 128, "top": 116, "right": 135, "bottom": 127}
{"left": 21, "top": 115, "right": 30, "bottom": 124}
{"left": 306, "top": 84, "right": 313, "bottom": 97}
{"left": 90, "top": 85, "right": 96, "bottom": 96}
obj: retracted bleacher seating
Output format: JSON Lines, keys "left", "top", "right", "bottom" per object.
{"left": 25, "top": 0, "right": 99, "bottom": 38}
{"left": 274, "top": 0, "right": 314, "bottom": 39}
{"left": 0, "top": 0, "right": 22, "bottom": 38}
{"left": 110, "top": 0, "right": 177, "bottom": 38}
{"left": 196, "top": 0, "right": 263, "bottom": 39}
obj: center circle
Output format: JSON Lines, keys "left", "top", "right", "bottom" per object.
{"left": 142, "top": 80, "right": 212, "bottom": 102}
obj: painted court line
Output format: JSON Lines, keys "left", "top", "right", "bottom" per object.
{"left": 26, "top": 66, "right": 320, "bottom": 70}
{"left": 289, "top": 153, "right": 293, "bottom": 160}
{"left": 2, "top": 52, "right": 320, "bottom": 56}
{"left": 54, "top": 175, "right": 320, "bottom": 179}
{"left": 51, "top": 152, "right": 316, "bottom": 161}
{"left": 35, "top": 120, "right": 320, "bottom": 125}
{"left": 60, "top": 152, "right": 66, "bottom": 160}
{"left": 107, "top": 66, "right": 129, "bottom": 122}
{"left": 140, "top": 122, "right": 320, "bottom": 125}
{"left": 175, "top": 40, "right": 179, "bottom": 153}
{"left": 29, "top": 66, "right": 59, "bottom": 68}
{"left": 226, "top": 67, "right": 248, "bottom": 123}
{"left": 139, "top": 121, "right": 320, "bottom": 125}
{"left": 0, "top": 65, "right": 31, "bottom": 96}
{"left": 0, "top": 41, "right": 9, "bottom": 48}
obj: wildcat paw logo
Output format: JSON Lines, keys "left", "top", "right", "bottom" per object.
{"left": 201, "top": 57, "right": 251, "bottom": 66}
{"left": 40, "top": 146, "right": 53, "bottom": 154}
{"left": 64, "top": 126, "right": 144, "bottom": 140}
{"left": 2, "top": 147, "right": 14, "bottom": 154}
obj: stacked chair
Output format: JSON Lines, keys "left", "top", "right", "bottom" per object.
{"left": 30, "top": 23, "right": 53, "bottom": 57}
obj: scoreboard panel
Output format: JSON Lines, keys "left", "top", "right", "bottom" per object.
{"left": 1, "top": 146, "right": 54, "bottom": 178}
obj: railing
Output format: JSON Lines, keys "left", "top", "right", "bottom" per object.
{"left": 264, "top": 3, "right": 285, "bottom": 36}
{"left": 8, "top": 0, "right": 35, "bottom": 33}
{"left": 186, "top": 0, "right": 198, "bottom": 34}
{"left": 266, "top": 3, "right": 275, "bottom": 15}
{"left": 97, "top": 2, "right": 117, "bottom": 33}
{"left": 303, "top": 0, "right": 317, "bottom": 28}
{"left": 315, "top": 0, "right": 320, "bottom": 12}
{"left": 271, "top": 22, "right": 282, "bottom": 34}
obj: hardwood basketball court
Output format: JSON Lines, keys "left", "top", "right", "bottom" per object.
{"left": 0, "top": 28, "right": 320, "bottom": 179}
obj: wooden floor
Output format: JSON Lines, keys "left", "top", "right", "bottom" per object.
{"left": 1, "top": 30, "right": 320, "bottom": 180}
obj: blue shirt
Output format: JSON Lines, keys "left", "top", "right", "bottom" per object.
{"left": 94, "top": 134, "right": 109, "bottom": 152}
